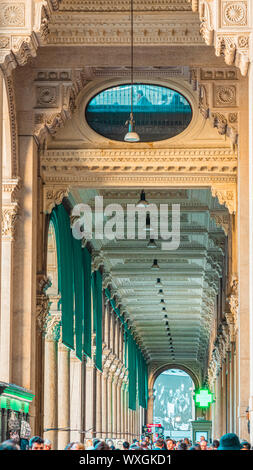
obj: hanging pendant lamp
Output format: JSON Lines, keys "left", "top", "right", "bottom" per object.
{"left": 124, "top": 0, "right": 140, "bottom": 142}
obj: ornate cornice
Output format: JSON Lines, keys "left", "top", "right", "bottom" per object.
{"left": 0, "top": 1, "right": 62, "bottom": 75}
{"left": 34, "top": 69, "right": 89, "bottom": 145}
{"left": 188, "top": 1, "right": 252, "bottom": 76}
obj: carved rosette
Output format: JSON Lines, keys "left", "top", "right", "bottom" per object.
{"left": 2, "top": 202, "right": 19, "bottom": 240}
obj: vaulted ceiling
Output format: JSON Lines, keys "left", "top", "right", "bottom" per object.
{"left": 69, "top": 188, "right": 228, "bottom": 376}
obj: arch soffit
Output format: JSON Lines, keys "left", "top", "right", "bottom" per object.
{"left": 149, "top": 363, "right": 201, "bottom": 391}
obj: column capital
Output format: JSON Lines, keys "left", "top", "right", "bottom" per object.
{"left": 102, "top": 272, "right": 112, "bottom": 289}
{"left": 211, "top": 185, "right": 237, "bottom": 214}
{"left": 210, "top": 211, "right": 231, "bottom": 236}
{"left": 91, "top": 251, "right": 104, "bottom": 272}
{"left": 43, "top": 185, "right": 70, "bottom": 214}
{"left": 44, "top": 312, "right": 61, "bottom": 342}
{"left": 227, "top": 276, "right": 239, "bottom": 334}
{"left": 2, "top": 202, "right": 19, "bottom": 240}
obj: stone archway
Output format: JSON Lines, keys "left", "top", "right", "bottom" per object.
{"left": 147, "top": 363, "right": 200, "bottom": 424}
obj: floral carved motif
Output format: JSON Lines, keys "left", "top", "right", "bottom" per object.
{"left": 222, "top": 1, "right": 247, "bottom": 26}
{"left": 0, "top": 4, "right": 25, "bottom": 27}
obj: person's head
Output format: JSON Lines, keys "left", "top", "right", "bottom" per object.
{"left": 129, "top": 444, "right": 140, "bottom": 450}
{"left": 29, "top": 436, "right": 44, "bottom": 450}
{"left": 218, "top": 433, "right": 242, "bottom": 450}
{"left": 241, "top": 441, "right": 251, "bottom": 450}
{"left": 177, "top": 442, "right": 188, "bottom": 451}
{"left": 194, "top": 443, "right": 201, "bottom": 450}
{"left": 65, "top": 442, "right": 75, "bottom": 450}
{"left": 110, "top": 445, "right": 116, "bottom": 450}
{"left": 140, "top": 441, "right": 149, "bottom": 449}
{"left": 44, "top": 439, "right": 52, "bottom": 450}
{"left": 0, "top": 439, "right": 20, "bottom": 450}
{"left": 184, "top": 438, "right": 190, "bottom": 446}
{"left": 70, "top": 442, "right": 85, "bottom": 450}
{"left": 200, "top": 440, "right": 207, "bottom": 450}
{"left": 212, "top": 439, "right": 219, "bottom": 450}
{"left": 85, "top": 439, "right": 93, "bottom": 449}
{"left": 95, "top": 441, "right": 110, "bottom": 450}
{"left": 166, "top": 439, "right": 174, "bottom": 450}
{"left": 155, "top": 438, "right": 165, "bottom": 449}
{"left": 200, "top": 435, "right": 205, "bottom": 441}
{"left": 93, "top": 439, "right": 100, "bottom": 448}
{"left": 122, "top": 441, "right": 130, "bottom": 450}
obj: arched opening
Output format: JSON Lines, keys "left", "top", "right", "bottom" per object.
{"left": 153, "top": 368, "right": 195, "bottom": 440}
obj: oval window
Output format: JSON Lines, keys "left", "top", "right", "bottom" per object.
{"left": 86, "top": 84, "right": 192, "bottom": 142}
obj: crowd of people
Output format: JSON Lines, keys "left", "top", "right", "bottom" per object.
{"left": 0, "top": 432, "right": 251, "bottom": 451}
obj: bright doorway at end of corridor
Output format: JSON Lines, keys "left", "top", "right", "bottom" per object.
{"left": 153, "top": 369, "right": 195, "bottom": 441}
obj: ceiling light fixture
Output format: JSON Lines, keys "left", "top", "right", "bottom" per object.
{"left": 124, "top": 0, "right": 140, "bottom": 142}
{"left": 147, "top": 238, "right": 157, "bottom": 248}
{"left": 156, "top": 278, "right": 162, "bottom": 287}
{"left": 137, "top": 189, "right": 149, "bottom": 208}
{"left": 160, "top": 299, "right": 165, "bottom": 304}
{"left": 151, "top": 259, "right": 159, "bottom": 269}
{"left": 158, "top": 289, "right": 164, "bottom": 295}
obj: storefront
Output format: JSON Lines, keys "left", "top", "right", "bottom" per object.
{"left": 0, "top": 382, "right": 34, "bottom": 447}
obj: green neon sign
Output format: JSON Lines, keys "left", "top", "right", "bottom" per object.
{"left": 194, "top": 388, "right": 213, "bottom": 408}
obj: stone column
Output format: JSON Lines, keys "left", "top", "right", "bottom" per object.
{"left": 249, "top": 60, "right": 253, "bottom": 446}
{"left": 0, "top": 191, "right": 19, "bottom": 382}
{"left": 101, "top": 371, "right": 108, "bottom": 439}
{"left": 226, "top": 351, "right": 231, "bottom": 432}
{"left": 107, "top": 372, "right": 113, "bottom": 438}
{"left": 10, "top": 136, "right": 38, "bottom": 433}
{"left": 85, "top": 356, "right": 96, "bottom": 439}
{"left": 238, "top": 72, "right": 250, "bottom": 440}
{"left": 44, "top": 315, "right": 60, "bottom": 449}
{"left": 57, "top": 342, "right": 70, "bottom": 450}
{"left": 147, "top": 388, "right": 155, "bottom": 424}
{"left": 121, "top": 383, "right": 125, "bottom": 439}
{"left": 215, "top": 370, "right": 222, "bottom": 439}
{"left": 96, "top": 369, "right": 102, "bottom": 438}
{"left": 112, "top": 374, "right": 118, "bottom": 438}
{"left": 117, "top": 377, "right": 123, "bottom": 439}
